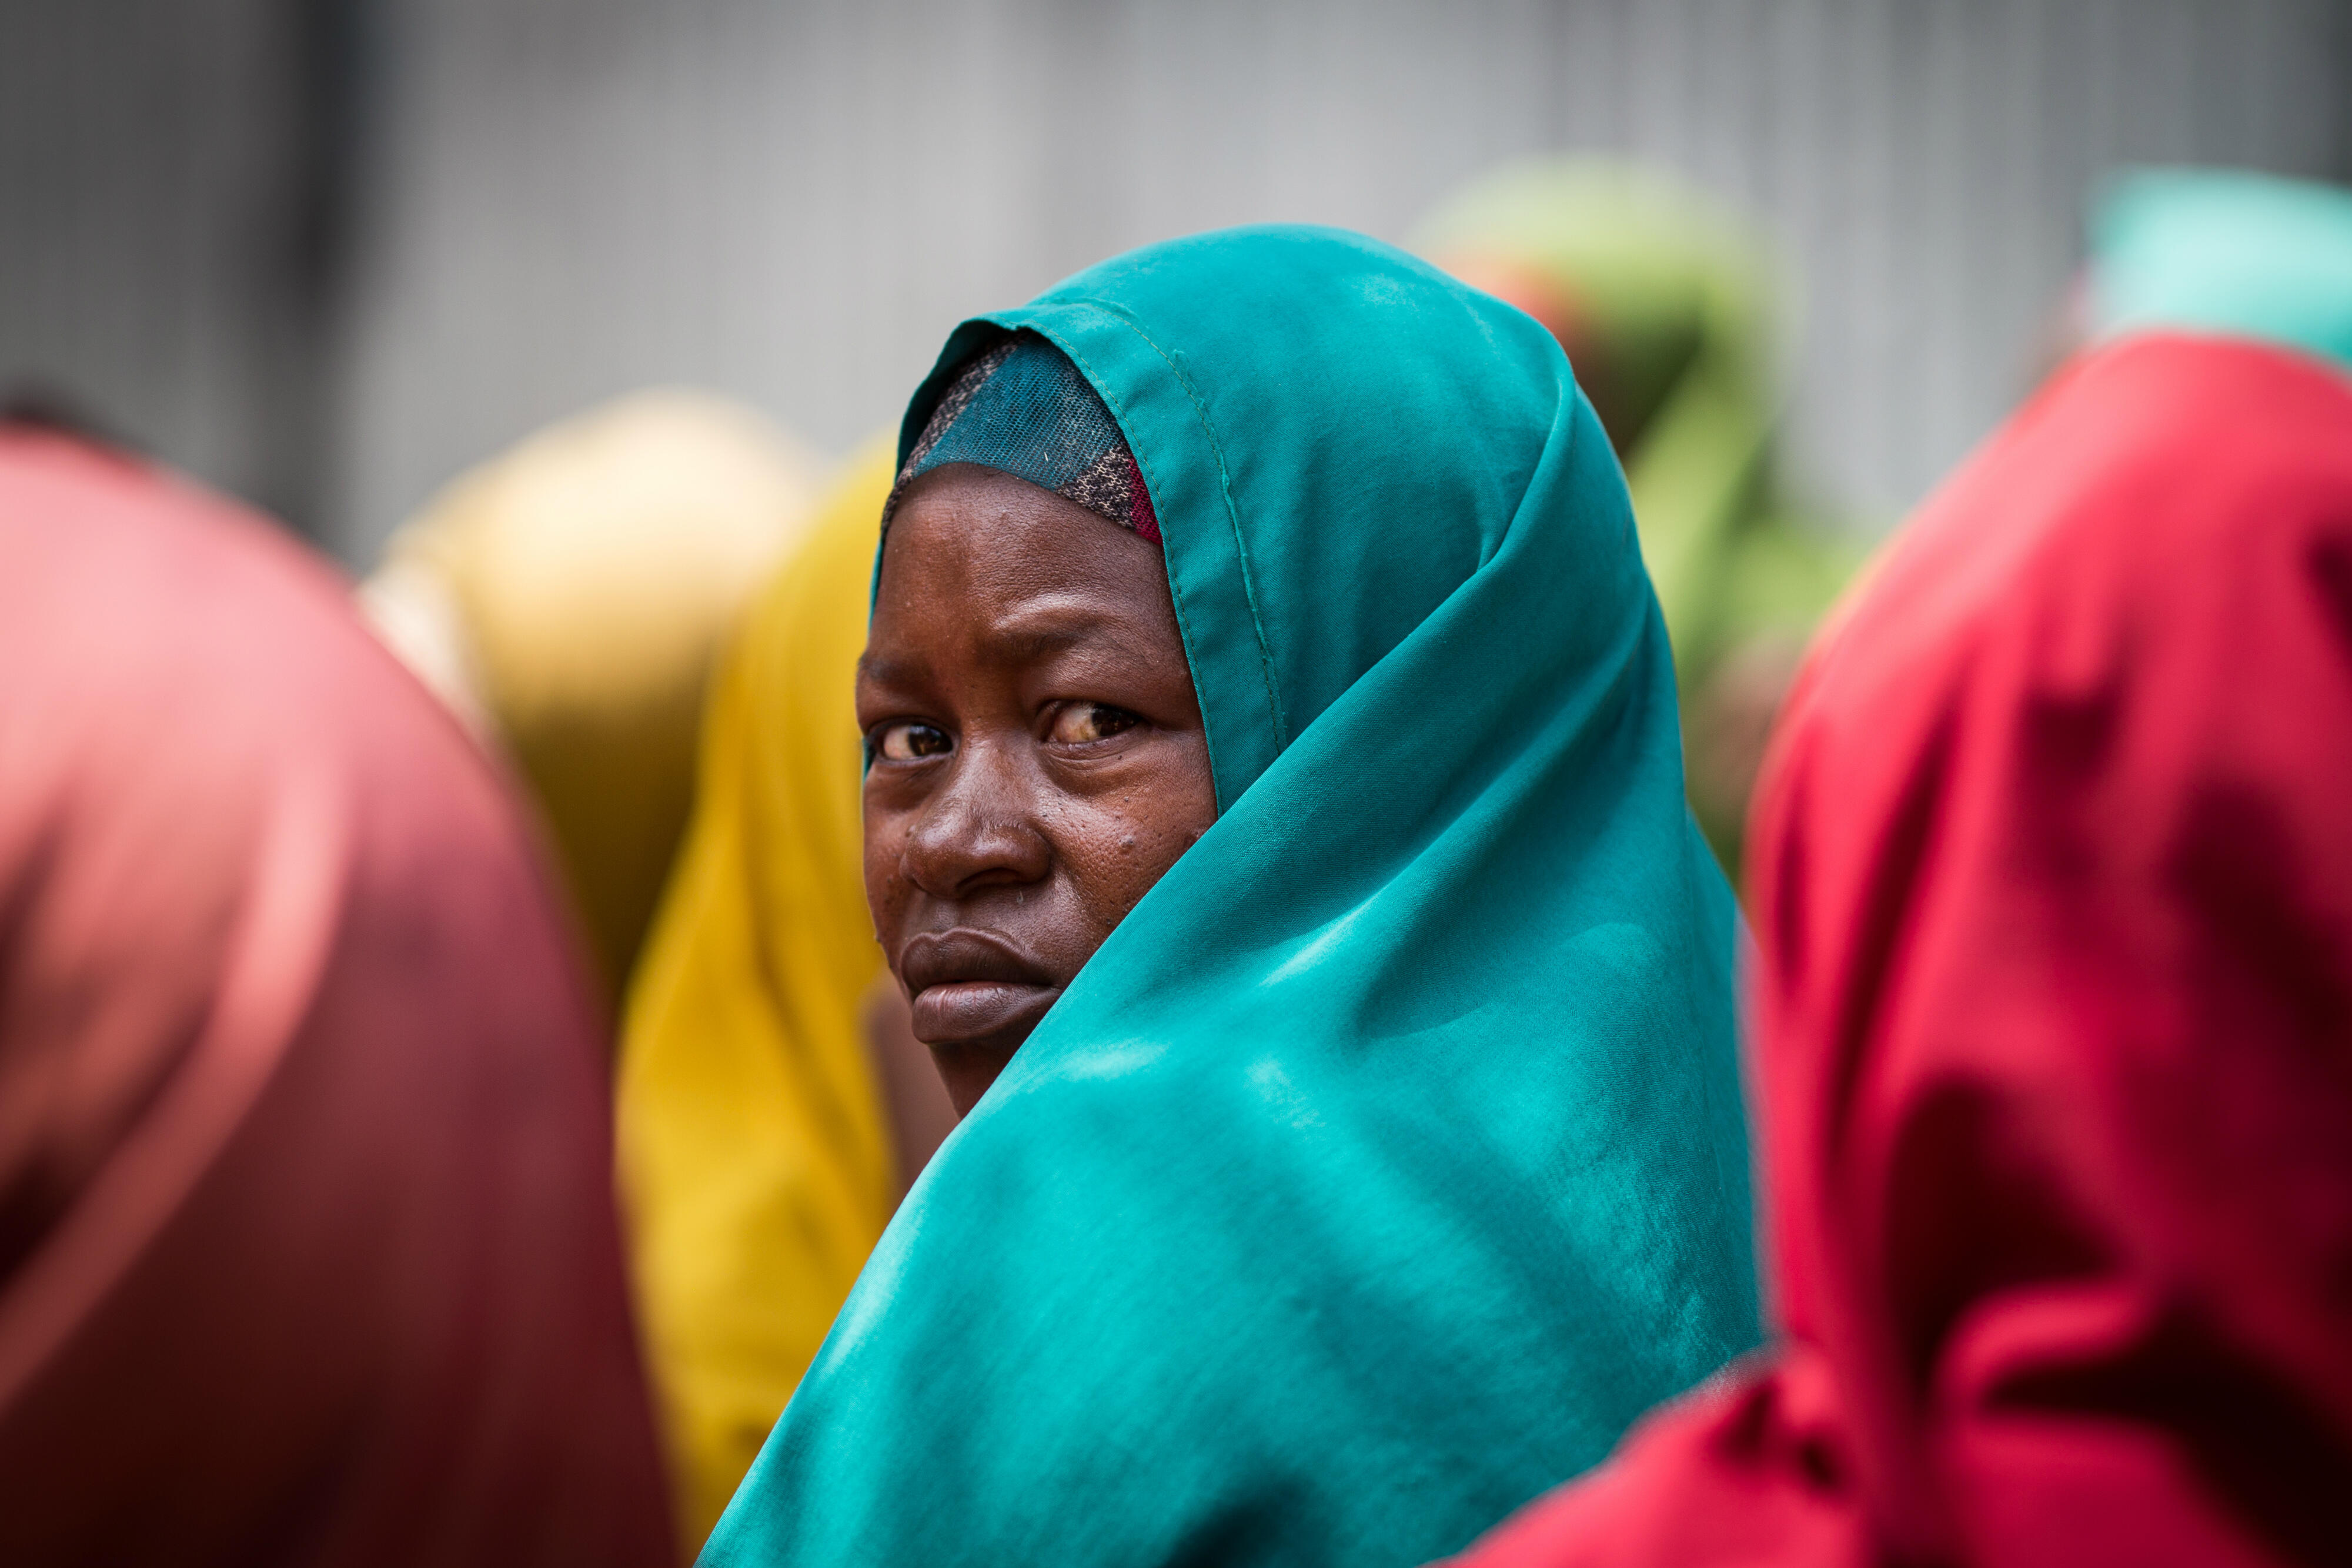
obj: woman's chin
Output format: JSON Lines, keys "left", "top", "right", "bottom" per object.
{"left": 922, "top": 1038, "right": 1025, "bottom": 1117}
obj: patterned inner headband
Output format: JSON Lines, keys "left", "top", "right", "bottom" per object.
{"left": 887, "top": 333, "right": 1160, "bottom": 543}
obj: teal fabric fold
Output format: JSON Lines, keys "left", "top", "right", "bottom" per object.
{"left": 707, "top": 226, "right": 1759, "bottom": 1568}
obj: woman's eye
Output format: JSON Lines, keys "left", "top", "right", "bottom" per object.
{"left": 1048, "top": 703, "right": 1142, "bottom": 745}
{"left": 873, "top": 721, "right": 952, "bottom": 762}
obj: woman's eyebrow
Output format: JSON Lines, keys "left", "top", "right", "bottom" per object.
{"left": 983, "top": 600, "right": 1155, "bottom": 668}
{"left": 856, "top": 651, "right": 930, "bottom": 688}
{"left": 995, "top": 624, "right": 1088, "bottom": 661}
{"left": 995, "top": 625, "right": 1163, "bottom": 676}
{"left": 855, "top": 619, "right": 1155, "bottom": 688}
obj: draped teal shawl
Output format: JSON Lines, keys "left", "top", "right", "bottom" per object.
{"left": 703, "top": 227, "right": 1758, "bottom": 1567}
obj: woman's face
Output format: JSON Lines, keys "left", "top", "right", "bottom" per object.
{"left": 858, "top": 465, "right": 1218, "bottom": 1116}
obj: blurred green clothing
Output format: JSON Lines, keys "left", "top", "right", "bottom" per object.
{"left": 2092, "top": 167, "right": 2352, "bottom": 374}
{"left": 1416, "top": 158, "right": 1857, "bottom": 871}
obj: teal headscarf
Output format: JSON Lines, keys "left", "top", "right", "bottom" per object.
{"left": 2092, "top": 168, "right": 2352, "bottom": 373}
{"left": 703, "top": 227, "right": 1758, "bottom": 1567}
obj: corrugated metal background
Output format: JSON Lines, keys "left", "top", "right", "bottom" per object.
{"left": 0, "top": 0, "right": 343, "bottom": 526}
{"left": 6, "top": 1, "right": 2347, "bottom": 560}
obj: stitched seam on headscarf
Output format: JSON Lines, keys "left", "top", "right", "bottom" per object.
{"left": 1031, "top": 323, "right": 1232, "bottom": 803}
{"left": 1045, "top": 307, "right": 1289, "bottom": 771}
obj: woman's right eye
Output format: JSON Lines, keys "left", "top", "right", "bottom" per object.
{"left": 873, "top": 721, "right": 953, "bottom": 762}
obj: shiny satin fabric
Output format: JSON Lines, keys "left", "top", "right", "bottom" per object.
{"left": 0, "top": 430, "right": 674, "bottom": 1565}
{"left": 615, "top": 447, "right": 900, "bottom": 1553}
{"left": 363, "top": 391, "right": 823, "bottom": 999}
{"left": 1445, "top": 335, "right": 2352, "bottom": 1567}
{"left": 704, "top": 226, "right": 1758, "bottom": 1568}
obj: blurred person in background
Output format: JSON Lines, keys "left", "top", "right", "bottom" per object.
{"left": 1415, "top": 158, "right": 1857, "bottom": 878}
{"left": 1440, "top": 199, "right": 2352, "bottom": 1567}
{"left": 0, "top": 423, "right": 673, "bottom": 1564}
{"left": 2083, "top": 166, "right": 2352, "bottom": 372}
{"left": 361, "top": 391, "right": 824, "bottom": 1005}
{"left": 701, "top": 226, "right": 1760, "bottom": 1568}
{"left": 371, "top": 405, "right": 956, "bottom": 1553}
{"left": 616, "top": 445, "right": 956, "bottom": 1554}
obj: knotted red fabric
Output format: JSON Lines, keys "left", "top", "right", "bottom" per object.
{"left": 1446, "top": 335, "right": 2352, "bottom": 1568}
{"left": 0, "top": 431, "right": 674, "bottom": 1564}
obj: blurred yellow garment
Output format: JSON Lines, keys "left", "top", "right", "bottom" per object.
{"left": 1416, "top": 159, "right": 1859, "bottom": 872}
{"left": 360, "top": 390, "right": 823, "bottom": 997}
{"left": 614, "top": 445, "right": 899, "bottom": 1553}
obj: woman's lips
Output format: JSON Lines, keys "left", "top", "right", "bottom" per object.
{"left": 910, "top": 980, "right": 1061, "bottom": 1045}
{"left": 897, "top": 928, "right": 1062, "bottom": 1046}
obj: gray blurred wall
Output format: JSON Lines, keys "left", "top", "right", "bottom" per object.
{"left": 0, "top": 0, "right": 346, "bottom": 528}
{"left": 5, "top": 1, "right": 2347, "bottom": 560}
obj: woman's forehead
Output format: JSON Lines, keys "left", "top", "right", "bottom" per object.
{"left": 880, "top": 470, "right": 1161, "bottom": 592}
{"left": 866, "top": 477, "right": 1178, "bottom": 678}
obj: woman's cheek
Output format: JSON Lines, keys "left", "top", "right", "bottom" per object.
{"left": 1087, "top": 811, "right": 1193, "bottom": 921}
{"left": 863, "top": 811, "right": 910, "bottom": 939}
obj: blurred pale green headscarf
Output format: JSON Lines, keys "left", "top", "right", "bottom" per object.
{"left": 1415, "top": 158, "right": 1856, "bottom": 870}
{"left": 2091, "top": 167, "right": 2352, "bottom": 373}
{"left": 702, "top": 226, "right": 1758, "bottom": 1568}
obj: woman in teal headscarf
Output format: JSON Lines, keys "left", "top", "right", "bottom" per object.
{"left": 1413, "top": 158, "right": 1857, "bottom": 875}
{"left": 703, "top": 226, "right": 1759, "bottom": 1567}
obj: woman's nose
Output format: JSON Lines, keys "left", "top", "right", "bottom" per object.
{"left": 899, "top": 740, "right": 1051, "bottom": 901}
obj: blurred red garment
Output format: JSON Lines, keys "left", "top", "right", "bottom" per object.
{"left": 1445, "top": 335, "right": 2352, "bottom": 1568}
{"left": 0, "top": 431, "right": 674, "bottom": 1565}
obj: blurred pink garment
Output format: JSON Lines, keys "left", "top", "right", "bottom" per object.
{"left": 0, "top": 430, "right": 674, "bottom": 1564}
{"left": 1445, "top": 335, "right": 2352, "bottom": 1567}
